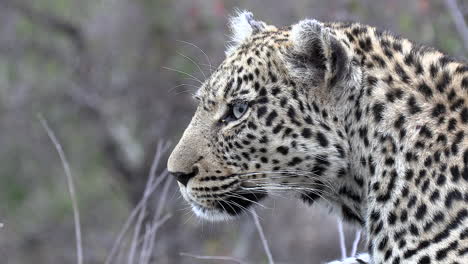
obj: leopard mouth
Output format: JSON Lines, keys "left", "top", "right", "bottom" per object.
{"left": 189, "top": 189, "right": 267, "bottom": 221}
{"left": 215, "top": 190, "right": 267, "bottom": 215}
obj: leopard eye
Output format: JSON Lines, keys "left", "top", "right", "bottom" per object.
{"left": 233, "top": 102, "right": 248, "bottom": 119}
{"left": 222, "top": 102, "right": 249, "bottom": 123}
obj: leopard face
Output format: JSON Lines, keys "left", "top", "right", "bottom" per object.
{"left": 167, "top": 12, "right": 356, "bottom": 221}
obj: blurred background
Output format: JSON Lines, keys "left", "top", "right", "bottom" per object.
{"left": 0, "top": 0, "right": 466, "bottom": 263}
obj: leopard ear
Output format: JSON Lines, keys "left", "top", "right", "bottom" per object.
{"left": 286, "top": 19, "right": 350, "bottom": 88}
{"left": 226, "top": 10, "right": 266, "bottom": 55}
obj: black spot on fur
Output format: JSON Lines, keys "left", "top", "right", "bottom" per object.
{"left": 461, "top": 107, "right": 468, "bottom": 124}
{"left": 418, "top": 82, "right": 433, "bottom": 98}
{"left": 316, "top": 132, "right": 329, "bottom": 147}
{"left": 265, "top": 110, "right": 278, "bottom": 126}
{"left": 276, "top": 146, "right": 289, "bottom": 155}
{"left": 372, "top": 102, "right": 385, "bottom": 123}
{"left": 432, "top": 103, "right": 446, "bottom": 117}
{"left": 407, "top": 96, "right": 421, "bottom": 114}
{"left": 257, "top": 106, "right": 267, "bottom": 118}
{"left": 301, "top": 128, "right": 312, "bottom": 138}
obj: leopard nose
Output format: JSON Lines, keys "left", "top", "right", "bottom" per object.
{"left": 170, "top": 166, "right": 199, "bottom": 187}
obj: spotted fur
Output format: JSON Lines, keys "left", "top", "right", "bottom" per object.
{"left": 168, "top": 11, "right": 468, "bottom": 264}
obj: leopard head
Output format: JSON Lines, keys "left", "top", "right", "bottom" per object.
{"left": 168, "top": 11, "right": 360, "bottom": 221}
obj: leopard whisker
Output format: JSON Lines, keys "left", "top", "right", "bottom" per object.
{"left": 176, "top": 40, "right": 213, "bottom": 74}
{"left": 236, "top": 169, "right": 335, "bottom": 182}
{"left": 241, "top": 177, "right": 335, "bottom": 193}
{"left": 176, "top": 51, "right": 207, "bottom": 80}
{"left": 168, "top": 83, "right": 200, "bottom": 93}
{"left": 183, "top": 209, "right": 196, "bottom": 225}
{"left": 223, "top": 192, "right": 268, "bottom": 209}
{"left": 161, "top": 66, "right": 203, "bottom": 84}
{"left": 215, "top": 200, "right": 232, "bottom": 217}
{"left": 239, "top": 183, "right": 334, "bottom": 198}
{"left": 222, "top": 199, "right": 252, "bottom": 217}
{"left": 240, "top": 186, "right": 332, "bottom": 197}
{"left": 239, "top": 185, "right": 332, "bottom": 205}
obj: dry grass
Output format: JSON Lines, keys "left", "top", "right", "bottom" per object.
{"left": 40, "top": 114, "right": 175, "bottom": 264}
{"left": 40, "top": 114, "right": 365, "bottom": 264}
{"left": 39, "top": 115, "right": 83, "bottom": 264}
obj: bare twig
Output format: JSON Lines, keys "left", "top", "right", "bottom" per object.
{"left": 139, "top": 213, "right": 172, "bottom": 264}
{"left": 127, "top": 190, "right": 148, "bottom": 264}
{"left": 127, "top": 142, "right": 170, "bottom": 264}
{"left": 251, "top": 210, "right": 274, "bottom": 264}
{"left": 147, "top": 175, "right": 172, "bottom": 246}
{"left": 350, "top": 230, "right": 362, "bottom": 257}
{"left": 180, "top": 252, "right": 247, "bottom": 264}
{"left": 38, "top": 115, "right": 83, "bottom": 264}
{"left": 104, "top": 143, "right": 170, "bottom": 264}
{"left": 337, "top": 219, "right": 346, "bottom": 260}
{"left": 104, "top": 174, "right": 166, "bottom": 264}
{"left": 139, "top": 223, "right": 153, "bottom": 264}
{"left": 132, "top": 172, "right": 172, "bottom": 264}
{"left": 444, "top": 0, "right": 468, "bottom": 50}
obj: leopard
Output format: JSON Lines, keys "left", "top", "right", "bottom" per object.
{"left": 167, "top": 10, "right": 468, "bottom": 264}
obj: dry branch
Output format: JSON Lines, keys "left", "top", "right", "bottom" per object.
{"left": 251, "top": 210, "right": 274, "bottom": 264}
{"left": 127, "top": 142, "right": 170, "bottom": 264}
{"left": 104, "top": 142, "right": 171, "bottom": 264}
{"left": 103, "top": 172, "right": 167, "bottom": 264}
{"left": 351, "top": 230, "right": 362, "bottom": 257}
{"left": 38, "top": 115, "right": 83, "bottom": 264}
{"left": 337, "top": 219, "right": 346, "bottom": 259}
{"left": 139, "top": 213, "right": 172, "bottom": 264}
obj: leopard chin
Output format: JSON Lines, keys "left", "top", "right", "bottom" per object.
{"left": 189, "top": 191, "right": 267, "bottom": 221}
